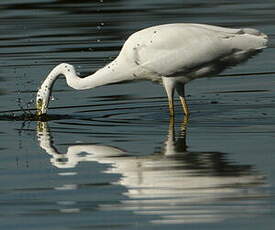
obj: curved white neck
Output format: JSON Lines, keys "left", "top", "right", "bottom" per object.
{"left": 36, "top": 57, "right": 138, "bottom": 115}
{"left": 43, "top": 59, "right": 132, "bottom": 91}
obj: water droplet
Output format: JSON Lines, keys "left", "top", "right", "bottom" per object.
{"left": 26, "top": 102, "right": 31, "bottom": 108}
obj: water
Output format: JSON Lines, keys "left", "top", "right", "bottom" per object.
{"left": 0, "top": 0, "right": 275, "bottom": 229}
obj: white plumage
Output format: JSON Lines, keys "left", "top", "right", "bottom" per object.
{"left": 36, "top": 23, "right": 268, "bottom": 117}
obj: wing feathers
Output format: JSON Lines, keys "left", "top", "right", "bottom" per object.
{"left": 121, "top": 23, "right": 268, "bottom": 78}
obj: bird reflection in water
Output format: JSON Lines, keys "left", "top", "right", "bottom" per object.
{"left": 37, "top": 120, "right": 267, "bottom": 224}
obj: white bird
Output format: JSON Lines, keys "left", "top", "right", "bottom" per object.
{"left": 36, "top": 23, "right": 268, "bottom": 117}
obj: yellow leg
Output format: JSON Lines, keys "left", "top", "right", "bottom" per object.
{"left": 181, "top": 116, "right": 189, "bottom": 130}
{"left": 179, "top": 96, "right": 190, "bottom": 118}
{"left": 168, "top": 98, "right": 175, "bottom": 117}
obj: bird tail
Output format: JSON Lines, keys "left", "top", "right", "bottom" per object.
{"left": 233, "top": 28, "right": 268, "bottom": 50}
{"left": 220, "top": 29, "right": 268, "bottom": 65}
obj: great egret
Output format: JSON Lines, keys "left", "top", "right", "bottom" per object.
{"left": 36, "top": 23, "right": 268, "bottom": 117}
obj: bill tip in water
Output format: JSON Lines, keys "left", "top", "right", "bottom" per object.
{"left": 36, "top": 98, "right": 45, "bottom": 117}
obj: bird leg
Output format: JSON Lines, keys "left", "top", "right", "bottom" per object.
{"left": 176, "top": 83, "right": 190, "bottom": 118}
{"left": 162, "top": 77, "right": 175, "bottom": 117}
{"left": 180, "top": 116, "right": 189, "bottom": 131}
{"left": 168, "top": 98, "right": 175, "bottom": 117}
{"left": 179, "top": 96, "right": 190, "bottom": 118}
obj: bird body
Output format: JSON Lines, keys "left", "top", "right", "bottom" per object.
{"left": 36, "top": 23, "right": 268, "bottom": 116}
{"left": 121, "top": 24, "right": 267, "bottom": 81}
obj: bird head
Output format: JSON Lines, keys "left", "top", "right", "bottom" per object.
{"left": 36, "top": 85, "right": 51, "bottom": 116}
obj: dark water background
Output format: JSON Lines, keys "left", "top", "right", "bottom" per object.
{"left": 0, "top": 0, "right": 275, "bottom": 229}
